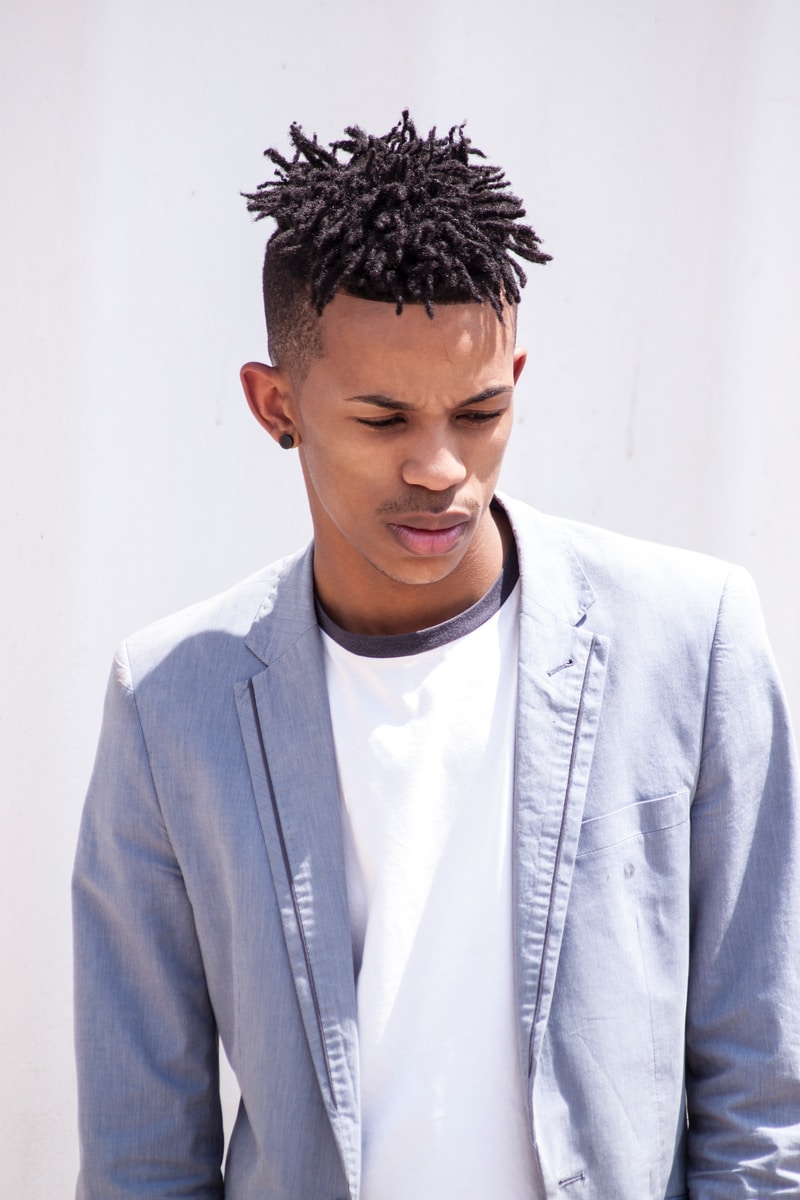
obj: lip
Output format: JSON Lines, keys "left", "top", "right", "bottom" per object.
{"left": 387, "top": 515, "right": 470, "bottom": 556}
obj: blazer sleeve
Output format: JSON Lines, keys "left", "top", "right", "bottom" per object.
{"left": 686, "top": 565, "right": 800, "bottom": 1193}
{"left": 72, "top": 642, "right": 225, "bottom": 1199}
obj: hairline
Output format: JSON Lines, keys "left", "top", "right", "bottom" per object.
{"left": 270, "top": 288, "right": 519, "bottom": 386}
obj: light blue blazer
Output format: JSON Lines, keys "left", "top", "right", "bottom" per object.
{"left": 73, "top": 497, "right": 800, "bottom": 1198}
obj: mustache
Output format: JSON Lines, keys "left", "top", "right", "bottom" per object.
{"left": 377, "top": 490, "right": 480, "bottom": 517}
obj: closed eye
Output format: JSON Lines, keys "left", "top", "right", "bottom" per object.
{"left": 458, "top": 409, "right": 505, "bottom": 423}
{"left": 355, "top": 414, "right": 406, "bottom": 429}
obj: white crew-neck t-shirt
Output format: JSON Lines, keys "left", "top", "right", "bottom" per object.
{"left": 318, "top": 545, "right": 538, "bottom": 1199}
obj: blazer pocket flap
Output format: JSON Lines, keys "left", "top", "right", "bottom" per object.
{"left": 576, "top": 788, "right": 690, "bottom": 857}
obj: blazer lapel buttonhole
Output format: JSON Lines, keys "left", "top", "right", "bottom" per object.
{"left": 546, "top": 657, "right": 575, "bottom": 677}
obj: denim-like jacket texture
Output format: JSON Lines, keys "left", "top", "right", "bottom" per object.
{"left": 73, "top": 496, "right": 800, "bottom": 1198}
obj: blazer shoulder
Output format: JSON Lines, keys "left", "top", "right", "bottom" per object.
{"left": 505, "top": 496, "right": 731, "bottom": 594}
{"left": 118, "top": 543, "right": 314, "bottom": 691}
{"left": 565, "top": 516, "right": 731, "bottom": 592}
{"left": 500, "top": 494, "right": 748, "bottom": 646}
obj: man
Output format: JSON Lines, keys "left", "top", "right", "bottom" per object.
{"left": 73, "top": 112, "right": 800, "bottom": 1198}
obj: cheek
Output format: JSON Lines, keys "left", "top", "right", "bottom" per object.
{"left": 469, "top": 427, "right": 511, "bottom": 481}
{"left": 300, "top": 437, "right": 383, "bottom": 521}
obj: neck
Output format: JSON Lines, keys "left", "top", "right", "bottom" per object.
{"left": 312, "top": 502, "right": 512, "bottom": 636}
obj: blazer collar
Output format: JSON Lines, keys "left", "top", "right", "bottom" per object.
{"left": 244, "top": 543, "right": 318, "bottom": 666}
{"left": 497, "top": 492, "right": 597, "bottom": 626}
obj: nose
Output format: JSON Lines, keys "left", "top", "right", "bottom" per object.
{"left": 401, "top": 431, "right": 468, "bottom": 492}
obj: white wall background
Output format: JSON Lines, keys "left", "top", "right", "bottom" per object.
{"left": 1, "top": 1, "right": 798, "bottom": 1192}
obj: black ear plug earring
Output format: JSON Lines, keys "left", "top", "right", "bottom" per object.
{"left": 278, "top": 433, "right": 295, "bottom": 450}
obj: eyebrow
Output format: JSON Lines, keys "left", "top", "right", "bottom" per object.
{"left": 344, "top": 386, "right": 513, "bottom": 411}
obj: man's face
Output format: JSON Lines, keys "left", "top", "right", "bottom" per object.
{"left": 247, "top": 292, "right": 526, "bottom": 633}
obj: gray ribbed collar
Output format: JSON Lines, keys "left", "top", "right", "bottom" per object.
{"left": 316, "top": 538, "right": 519, "bottom": 659}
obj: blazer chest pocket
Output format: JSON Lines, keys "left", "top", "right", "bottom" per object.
{"left": 576, "top": 788, "right": 690, "bottom": 858}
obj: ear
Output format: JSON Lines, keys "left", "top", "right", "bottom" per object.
{"left": 513, "top": 347, "right": 527, "bottom": 384}
{"left": 239, "top": 362, "right": 297, "bottom": 443}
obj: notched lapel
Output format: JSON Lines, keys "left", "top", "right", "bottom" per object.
{"left": 502, "top": 500, "right": 610, "bottom": 1093}
{"left": 515, "top": 609, "right": 609, "bottom": 1080}
{"left": 235, "top": 624, "right": 360, "bottom": 1196}
{"left": 514, "top": 610, "right": 609, "bottom": 1083}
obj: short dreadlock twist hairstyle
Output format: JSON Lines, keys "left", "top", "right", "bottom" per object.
{"left": 243, "top": 111, "right": 550, "bottom": 378}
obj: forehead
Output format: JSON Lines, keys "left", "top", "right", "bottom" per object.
{"left": 312, "top": 293, "right": 516, "bottom": 393}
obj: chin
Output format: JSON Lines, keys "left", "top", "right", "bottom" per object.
{"left": 369, "top": 554, "right": 463, "bottom": 589}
